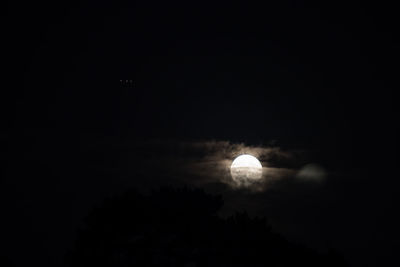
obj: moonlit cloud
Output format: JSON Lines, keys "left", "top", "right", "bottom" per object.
{"left": 297, "top": 164, "right": 327, "bottom": 183}
{"left": 125, "top": 139, "right": 323, "bottom": 192}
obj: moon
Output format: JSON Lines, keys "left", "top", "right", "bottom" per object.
{"left": 230, "top": 154, "right": 263, "bottom": 185}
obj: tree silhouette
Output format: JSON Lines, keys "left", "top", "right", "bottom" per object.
{"left": 0, "top": 255, "right": 16, "bottom": 267}
{"left": 66, "top": 186, "right": 347, "bottom": 267}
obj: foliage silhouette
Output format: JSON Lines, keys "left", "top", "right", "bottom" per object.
{"left": 0, "top": 255, "right": 16, "bottom": 267}
{"left": 66, "top": 186, "right": 346, "bottom": 267}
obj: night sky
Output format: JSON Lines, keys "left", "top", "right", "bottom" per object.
{"left": 2, "top": 1, "right": 399, "bottom": 267}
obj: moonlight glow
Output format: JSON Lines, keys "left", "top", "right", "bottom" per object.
{"left": 230, "top": 154, "right": 263, "bottom": 185}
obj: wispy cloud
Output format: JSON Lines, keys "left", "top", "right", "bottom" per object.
{"left": 124, "top": 139, "right": 322, "bottom": 192}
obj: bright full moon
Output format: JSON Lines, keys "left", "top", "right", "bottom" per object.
{"left": 230, "top": 154, "right": 263, "bottom": 185}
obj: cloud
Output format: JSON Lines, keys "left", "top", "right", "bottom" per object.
{"left": 124, "top": 139, "right": 320, "bottom": 192}
{"left": 297, "top": 164, "right": 327, "bottom": 183}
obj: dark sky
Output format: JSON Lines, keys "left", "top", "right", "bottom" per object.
{"left": 2, "top": 1, "right": 399, "bottom": 266}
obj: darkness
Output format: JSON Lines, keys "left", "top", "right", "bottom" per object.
{"left": 2, "top": 0, "right": 399, "bottom": 266}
